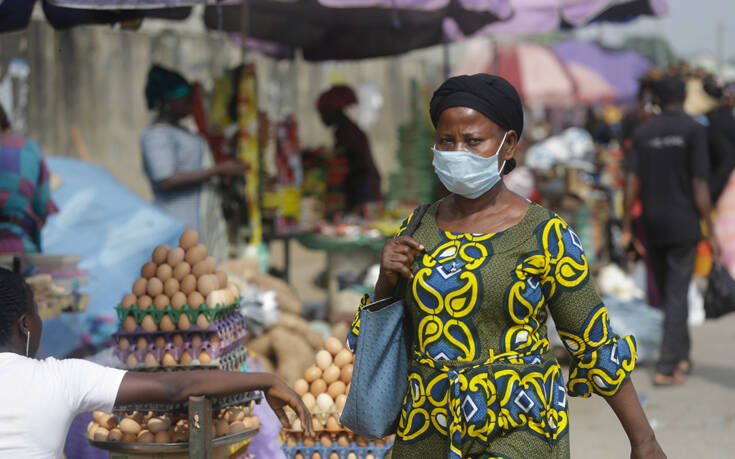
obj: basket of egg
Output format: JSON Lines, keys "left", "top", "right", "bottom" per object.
{"left": 87, "top": 229, "right": 262, "bottom": 452}
{"left": 281, "top": 337, "right": 394, "bottom": 459}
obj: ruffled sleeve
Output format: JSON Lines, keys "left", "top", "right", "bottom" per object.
{"left": 541, "top": 216, "right": 638, "bottom": 398}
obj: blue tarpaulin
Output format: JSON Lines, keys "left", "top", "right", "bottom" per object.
{"left": 40, "top": 158, "right": 184, "bottom": 358}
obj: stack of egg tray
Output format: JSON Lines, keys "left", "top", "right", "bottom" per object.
{"left": 114, "top": 390, "right": 263, "bottom": 416}
{"left": 113, "top": 314, "right": 247, "bottom": 366}
{"left": 282, "top": 441, "right": 392, "bottom": 459}
{"left": 119, "top": 344, "right": 249, "bottom": 372}
{"left": 115, "top": 299, "right": 241, "bottom": 325}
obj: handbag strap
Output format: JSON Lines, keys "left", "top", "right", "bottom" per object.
{"left": 393, "top": 203, "right": 431, "bottom": 299}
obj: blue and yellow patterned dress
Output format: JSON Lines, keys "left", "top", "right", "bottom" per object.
{"left": 347, "top": 201, "right": 637, "bottom": 458}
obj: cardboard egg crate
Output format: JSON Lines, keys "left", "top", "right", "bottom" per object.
{"left": 113, "top": 390, "right": 263, "bottom": 417}
{"left": 115, "top": 299, "right": 241, "bottom": 325}
{"left": 113, "top": 314, "right": 247, "bottom": 366}
{"left": 119, "top": 343, "right": 249, "bottom": 372}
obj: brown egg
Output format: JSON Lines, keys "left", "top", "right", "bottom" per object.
{"left": 191, "top": 260, "right": 211, "bottom": 278}
{"left": 295, "top": 454, "right": 305, "bottom": 459}
{"left": 315, "top": 350, "right": 332, "bottom": 370}
{"left": 330, "top": 453, "right": 340, "bottom": 459}
{"left": 156, "top": 264, "right": 173, "bottom": 282}
{"left": 334, "top": 349, "right": 353, "bottom": 368}
{"left": 215, "top": 271, "right": 228, "bottom": 289}
{"left": 109, "top": 428, "right": 123, "bottom": 442}
{"left": 146, "top": 277, "right": 163, "bottom": 297}
{"left": 125, "top": 353, "right": 139, "bottom": 368}
{"left": 294, "top": 379, "right": 309, "bottom": 396}
{"left": 171, "top": 291, "right": 187, "bottom": 310}
{"left": 154, "top": 430, "right": 170, "bottom": 443}
{"left": 137, "top": 295, "right": 153, "bottom": 309}
{"left": 303, "top": 436, "right": 316, "bottom": 447}
{"left": 177, "top": 314, "right": 191, "bottom": 331}
{"left": 172, "top": 334, "right": 184, "bottom": 348}
{"left": 137, "top": 336, "right": 148, "bottom": 350}
{"left": 163, "top": 278, "right": 179, "bottom": 297}
{"left": 197, "top": 275, "right": 217, "bottom": 297}
{"left": 137, "top": 429, "right": 154, "bottom": 443}
{"left": 312, "top": 415, "right": 324, "bottom": 432}
{"left": 121, "top": 432, "right": 137, "bottom": 443}
{"left": 121, "top": 294, "right": 137, "bottom": 309}
{"left": 228, "top": 421, "right": 246, "bottom": 434}
{"left": 173, "top": 262, "right": 191, "bottom": 281}
{"left": 198, "top": 351, "right": 212, "bottom": 364}
{"left": 141, "top": 314, "right": 158, "bottom": 333}
{"left": 323, "top": 365, "right": 340, "bottom": 384}
{"left": 180, "top": 274, "right": 197, "bottom": 295}
{"left": 203, "top": 256, "right": 217, "bottom": 273}
{"left": 209, "top": 334, "right": 220, "bottom": 346}
{"left": 185, "top": 244, "right": 207, "bottom": 265}
{"left": 335, "top": 394, "right": 347, "bottom": 412}
{"left": 119, "top": 418, "right": 142, "bottom": 435}
{"left": 304, "top": 366, "right": 322, "bottom": 383}
{"left": 301, "top": 393, "right": 316, "bottom": 411}
{"left": 147, "top": 416, "right": 171, "bottom": 433}
{"left": 166, "top": 246, "right": 185, "bottom": 266}
{"left": 327, "top": 381, "right": 346, "bottom": 399}
{"left": 191, "top": 334, "right": 203, "bottom": 348}
{"left": 118, "top": 337, "right": 130, "bottom": 351}
{"left": 141, "top": 262, "right": 157, "bottom": 279}
{"left": 154, "top": 336, "right": 166, "bottom": 349}
{"left": 196, "top": 313, "right": 210, "bottom": 330}
{"left": 187, "top": 291, "right": 204, "bottom": 308}
{"left": 122, "top": 315, "right": 138, "bottom": 333}
{"left": 132, "top": 278, "right": 147, "bottom": 296}
{"left": 214, "top": 419, "right": 229, "bottom": 437}
{"left": 160, "top": 314, "right": 176, "bottom": 331}
{"left": 161, "top": 352, "right": 177, "bottom": 366}
{"left": 319, "top": 433, "right": 333, "bottom": 446}
{"left": 154, "top": 294, "right": 170, "bottom": 310}
{"left": 337, "top": 432, "right": 350, "bottom": 446}
{"left": 152, "top": 245, "right": 170, "bottom": 264}
{"left": 324, "top": 337, "right": 343, "bottom": 356}
{"left": 144, "top": 352, "right": 159, "bottom": 367}
{"left": 180, "top": 350, "right": 193, "bottom": 365}
{"left": 310, "top": 379, "right": 327, "bottom": 396}
{"left": 312, "top": 452, "right": 322, "bottom": 459}
{"left": 179, "top": 229, "right": 199, "bottom": 249}
{"left": 340, "top": 364, "right": 353, "bottom": 384}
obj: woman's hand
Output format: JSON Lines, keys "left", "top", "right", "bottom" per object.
{"left": 631, "top": 435, "right": 666, "bottom": 459}
{"left": 264, "top": 375, "right": 315, "bottom": 437}
{"left": 374, "top": 236, "right": 424, "bottom": 300}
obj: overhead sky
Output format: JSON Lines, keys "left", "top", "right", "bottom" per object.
{"left": 575, "top": 0, "right": 735, "bottom": 61}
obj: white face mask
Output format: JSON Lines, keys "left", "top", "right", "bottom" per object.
{"left": 431, "top": 132, "right": 508, "bottom": 199}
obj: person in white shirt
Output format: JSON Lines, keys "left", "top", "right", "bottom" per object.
{"left": 0, "top": 268, "right": 314, "bottom": 458}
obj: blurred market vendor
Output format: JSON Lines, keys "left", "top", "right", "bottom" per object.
{"left": 317, "top": 85, "right": 382, "bottom": 214}
{"left": 0, "top": 268, "right": 314, "bottom": 457}
{"left": 0, "top": 103, "right": 58, "bottom": 255}
{"left": 141, "top": 65, "right": 245, "bottom": 260}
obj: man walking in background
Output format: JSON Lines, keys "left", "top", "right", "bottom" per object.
{"left": 622, "top": 75, "right": 719, "bottom": 386}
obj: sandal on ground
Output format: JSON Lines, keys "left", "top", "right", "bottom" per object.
{"left": 676, "top": 360, "right": 693, "bottom": 375}
{"left": 652, "top": 372, "right": 686, "bottom": 387}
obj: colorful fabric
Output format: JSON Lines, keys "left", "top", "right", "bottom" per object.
{"left": 0, "top": 135, "right": 58, "bottom": 254}
{"left": 347, "top": 201, "right": 637, "bottom": 458}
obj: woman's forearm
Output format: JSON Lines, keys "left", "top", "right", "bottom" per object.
{"left": 605, "top": 378, "right": 656, "bottom": 446}
{"left": 116, "top": 370, "right": 276, "bottom": 406}
{"left": 157, "top": 168, "right": 218, "bottom": 191}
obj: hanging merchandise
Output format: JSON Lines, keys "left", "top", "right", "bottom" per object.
{"left": 237, "top": 63, "right": 264, "bottom": 254}
{"left": 263, "top": 115, "right": 303, "bottom": 235}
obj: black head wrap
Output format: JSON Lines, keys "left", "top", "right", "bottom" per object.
{"left": 145, "top": 64, "right": 192, "bottom": 110}
{"left": 429, "top": 74, "right": 524, "bottom": 138}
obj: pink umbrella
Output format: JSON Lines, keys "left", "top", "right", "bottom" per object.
{"left": 566, "top": 61, "right": 617, "bottom": 104}
{"left": 453, "top": 41, "right": 616, "bottom": 106}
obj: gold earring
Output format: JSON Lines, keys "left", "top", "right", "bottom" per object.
{"left": 25, "top": 331, "right": 30, "bottom": 357}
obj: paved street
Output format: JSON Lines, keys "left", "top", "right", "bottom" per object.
{"left": 570, "top": 313, "right": 735, "bottom": 458}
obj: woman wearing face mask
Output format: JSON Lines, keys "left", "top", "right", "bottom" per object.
{"left": 347, "top": 75, "right": 665, "bottom": 458}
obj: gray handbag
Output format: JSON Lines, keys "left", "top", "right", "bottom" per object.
{"left": 340, "top": 204, "right": 429, "bottom": 439}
